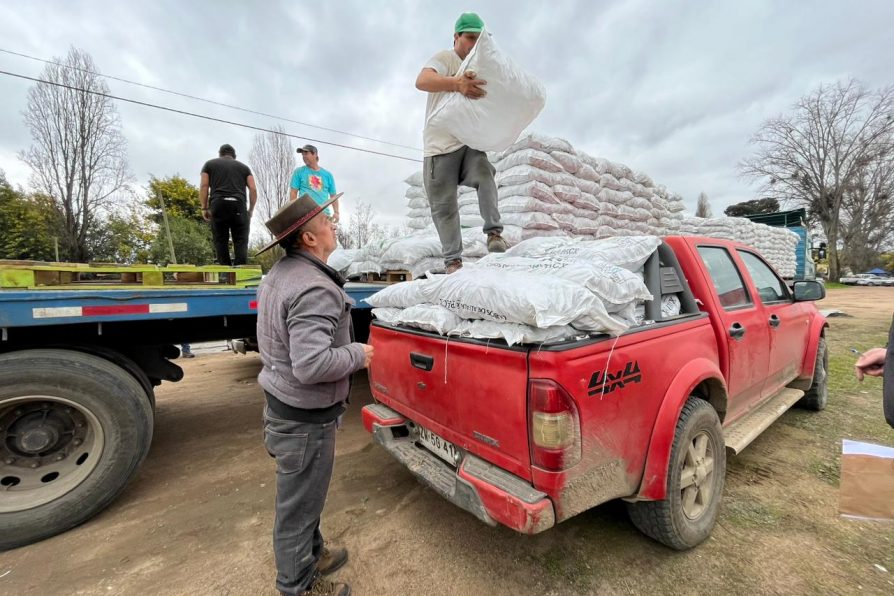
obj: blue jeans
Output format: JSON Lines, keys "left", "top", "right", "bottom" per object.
{"left": 263, "top": 406, "right": 337, "bottom": 594}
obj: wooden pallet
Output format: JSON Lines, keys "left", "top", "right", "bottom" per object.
{"left": 382, "top": 270, "right": 413, "bottom": 283}
{"left": 0, "top": 260, "right": 263, "bottom": 290}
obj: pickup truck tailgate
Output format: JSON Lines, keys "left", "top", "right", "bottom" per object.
{"left": 368, "top": 323, "right": 532, "bottom": 481}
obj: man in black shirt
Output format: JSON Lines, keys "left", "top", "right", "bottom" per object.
{"left": 200, "top": 144, "right": 258, "bottom": 265}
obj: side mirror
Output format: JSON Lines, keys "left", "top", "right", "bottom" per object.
{"left": 793, "top": 280, "right": 825, "bottom": 301}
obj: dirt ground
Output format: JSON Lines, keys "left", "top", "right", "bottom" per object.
{"left": 2, "top": 287, "right": 894, "bottom": 595}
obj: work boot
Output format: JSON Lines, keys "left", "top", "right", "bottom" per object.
{"left": 487, "top": 232, "right": 509, "bottom": 253}
{"left": 318, "top": 546, "right": 348, "bottom": 576}
{"left": 301, "top": 573, "right": 351, "bottom": 596}
{"left": 445, "top": 259, "right": 463, "bottom": 274}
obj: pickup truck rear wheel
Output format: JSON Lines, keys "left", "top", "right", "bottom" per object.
{"left": 0, "top": 349, "right": 153, "bottom": 550}
{"left": 797, "top": 336, "right": 828, "bottom": 411}
{"left": 627, "top": 397, "right": 726, "bottom": 550}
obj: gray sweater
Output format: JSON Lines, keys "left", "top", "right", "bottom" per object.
{"left": 256, "top": 248, "right": 366, "bottom": 410}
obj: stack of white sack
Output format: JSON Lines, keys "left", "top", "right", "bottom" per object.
{"left": 331, "top": 229, "right": 489, "bottom": 280}
{"left": 402, "top": 131, "right": 686, "bottom": 246}
{"left": 679, "top": 217, "right": 800, "bottom": 278}
{"left": 367, "top": 235, "right": 669, "bottom": 346}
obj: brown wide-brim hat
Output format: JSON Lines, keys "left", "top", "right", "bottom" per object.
{"left": 255, "top": 192, "right": 342, "bottom": 255}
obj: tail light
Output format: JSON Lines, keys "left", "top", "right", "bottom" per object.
{"left": 529, "top": 379, "right": 580, "bottom": 471}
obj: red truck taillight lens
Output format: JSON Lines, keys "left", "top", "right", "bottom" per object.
{"left": 529, "top": 379, "right": 581, "bottom": 471}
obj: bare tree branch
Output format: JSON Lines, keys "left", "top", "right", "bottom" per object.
{"left": 248, "top": 125, "right": 295, "bottom": 236}
{"left": 18, "top": 47, "right": 131, "bottom": 261}
{"left": 739, "top": 79, "right": 894, "bottom": 280}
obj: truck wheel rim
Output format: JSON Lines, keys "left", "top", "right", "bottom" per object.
{"left": 0, "top": 395, "right": 105, "bottom": 513}
{"left": 679, "top": 430, "right": 715, "bottom": 520}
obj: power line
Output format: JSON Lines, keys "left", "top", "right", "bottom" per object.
{"left": 0, "top": 47, "right": 423, "bottom": 153}
{"left": 0, "top": 69, "right": 422, "bottom": 164}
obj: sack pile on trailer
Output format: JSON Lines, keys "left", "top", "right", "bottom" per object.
{"left": 366, "top": 235, "right": 687, "bottom": 346}
{"left": 332, "top": 131, "right": 799, "bottom": 281}
{"left": 403, "top": 132, "right": 687, "bottom": 244}
{"left": 679, "top": 217, "right": 800, "bottom": 277}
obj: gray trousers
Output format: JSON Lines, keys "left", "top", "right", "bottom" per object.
{"left": 423, "top": 145, "right": 502, "bottom": 264}
{"left": 263, "top": 406, "right": 337, "bottom": 595}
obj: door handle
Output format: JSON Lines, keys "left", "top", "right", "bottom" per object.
{"left": 768, "top": 314, "right": 780, "bottom": 328}
{"left": 729, "top": 322, "right": 746, "bottom": 340}
{"left": 410, "top": 352, "right": 434, "bottom": 371}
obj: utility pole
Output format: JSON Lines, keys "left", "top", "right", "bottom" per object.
{"left": 158, "top": 190, "right": 177, "bottom": 264}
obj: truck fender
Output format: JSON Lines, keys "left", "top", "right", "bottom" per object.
{"left": 795, "top": 316, "right": 829, "bottom": 385}
{"left": 635, "top": 358, "right": 726, "bottom": 501}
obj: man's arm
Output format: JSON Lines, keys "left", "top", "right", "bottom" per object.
{"left": 287, "top": 286, "right": 368, "bottom": 384}
{"left": 415, "top": 68, "right": 487, "bottom": 98}
{"left": 330, "top": 194, "right": 340, "bottom": 221}
{"left": 328, "top": 173, "right": 339, "bottom": 221}
{"left": 247, "top": 175, "right": 257, "bottom": 217}
{"left": 199, "top": 172, "right": 211, "bottom": 222}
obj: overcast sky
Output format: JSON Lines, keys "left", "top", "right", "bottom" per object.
{"left": 1, "top": 0, "right": 892, "bottom": 232}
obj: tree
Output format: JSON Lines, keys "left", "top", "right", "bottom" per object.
{"left": 0, "top": 173, "right": 59, "bottom": 261}
{"left": 880, "top": 252, "right": 894, "bottom": 274}
{"left": 249, "top": 125, "right": 295, "bottom": 234}
{"left": 89, "top": 201, "right": 154, "bottom": 264}
{"left": 145, "top": 175, "right": 203, "bottom": 223}
{"left": 143, "top": 175, "right": 213, "bottom": 265}
{"left": 19, "top": 47, "right": 132, "bottom": 262}
{"left": 724, "top": 198, "right": 780, "bottom": 217}
{"left": 838, "top": 155, "right": 894, "bottom": 273}
{"left": 740, "top": 79, "right": 894, "bottom": 281}
{"left": 340, "top": 201, "right": 385, "bottom": 249}
{"left": 694, "top": 192, "right": 712, "bottom": 218}
{"left": 148, "top": 217, "right": 215, "bottom": 265}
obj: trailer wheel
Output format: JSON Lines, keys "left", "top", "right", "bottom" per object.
{"left": 797, "top": 336, "right": 828, "bottom": 411}
{"left": 626, "top": 397, "right": 726, "bottom": 550}
{"left": 0, "top": 349, "right": 153, "bottom": 550}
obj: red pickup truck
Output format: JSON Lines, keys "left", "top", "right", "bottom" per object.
{"left": 362, "top": 236, "right": 827, "bottom": 549}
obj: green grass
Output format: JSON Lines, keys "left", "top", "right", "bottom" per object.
{"left": 724, "top": 499, "right": 783, "bottom": 528}
{"left": 823, "top": 282, "right": 848, "bottom": 290}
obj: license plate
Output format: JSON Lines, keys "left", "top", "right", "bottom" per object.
{"left": 415, "top": 424, "right": 459, "bottom": 466}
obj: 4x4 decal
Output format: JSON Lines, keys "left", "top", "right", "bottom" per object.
{"left": 588, "top": 361, "right": 642, "bottom": 396}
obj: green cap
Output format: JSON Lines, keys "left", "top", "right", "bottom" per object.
{"left": 455, "top": 12, "right": 484, "bottom": 34}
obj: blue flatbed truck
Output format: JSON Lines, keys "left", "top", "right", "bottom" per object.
{"left": 0, "top": 262, "right": 379, "bottom": 550}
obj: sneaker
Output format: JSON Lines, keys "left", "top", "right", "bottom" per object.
{"left": 445, "top": 259, "right": 463, "bottom": 274}
{"left": 487, "top": 232, "right": 509, "bottom": 253}
{"left": 318, "top": 546, "right": 348, "bottom": 576}
{"left": 302, "top": 573, "right": 351, "bottom": 596}
{"left": 182, "top": 351, "right": 195, "bottom": 359}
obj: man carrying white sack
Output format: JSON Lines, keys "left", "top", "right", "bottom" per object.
{"left": 415, "top": 12, "right": 509, "bottom": 274}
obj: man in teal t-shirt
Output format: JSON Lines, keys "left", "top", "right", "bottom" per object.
{"left": 289, "top": 144, "right": 339, "bottom": 220}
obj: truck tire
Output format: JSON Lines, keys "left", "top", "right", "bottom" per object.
{"left": 0, "top": 349, "right": 154, "bottom": 551}
{"left": 626, "top": 397, "right": 726, "bottom": 550}
{"left": 797, "top": 336, "right": 828, "bottom": 411}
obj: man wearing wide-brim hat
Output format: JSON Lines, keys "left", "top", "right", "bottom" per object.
{"left": 256, "top": 193, "right": 372, "bottom": 596}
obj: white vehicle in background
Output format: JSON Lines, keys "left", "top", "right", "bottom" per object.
{"left": 840, "top": 273, "right": 894, "bottom": 286}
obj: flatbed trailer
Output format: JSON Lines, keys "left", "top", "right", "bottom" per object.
{"left": 0, "top": 260, "right": 380, "bottom": 550}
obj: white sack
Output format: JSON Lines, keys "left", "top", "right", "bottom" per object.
{"left": 420, "top": 267, "right": 628, "bottom": 334}
{"left": 456, "top": 319, "right": 580, "bottom": 347}
{"left": 426, "top": 30, "right": 546, "bottom": 152}
{"left": 327, "top": 248, "right": 358, "bottom": 273}
{"left": 495, "top": 148, "right": 563, "bottom": 173}
{"left": 366, "top": 278, "right": 429, "bottom": 308}
{"left": 473, "top": 254, "right": 652, "bottom": 308}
